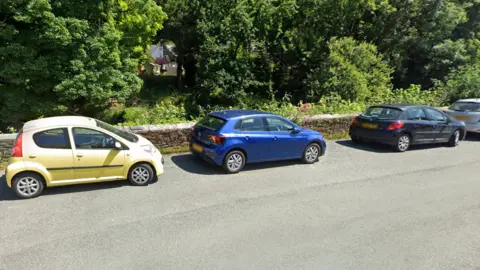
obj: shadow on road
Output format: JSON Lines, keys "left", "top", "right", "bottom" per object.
{"left": 0, "top": 175, "right": 127, "bottom": 201}
{"left": 336, "top": 139, "right": 447, "bottom": 153}
{"left": 464, "top": 133, "right": 480, "bottom": 142}
{"left": 171, "top": 154, "right": 302, "bottom": 175}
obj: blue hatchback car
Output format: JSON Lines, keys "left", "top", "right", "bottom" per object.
{"left": 190, "top": 110, "right": 327, "bottom": 173}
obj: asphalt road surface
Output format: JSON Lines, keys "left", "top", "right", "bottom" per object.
{"left": 1, "top": 138, "right": 480, "bottom": 270}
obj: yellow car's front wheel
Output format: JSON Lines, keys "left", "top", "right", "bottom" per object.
{"left": 12, "top": 172, "right": 45, "bottom": 199}
{"left": 128, "top": 163, "right": 154, "bottom": 186}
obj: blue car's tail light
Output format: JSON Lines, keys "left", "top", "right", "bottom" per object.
{"left": 208, "top": 134, "right": 226, "bottom": 145}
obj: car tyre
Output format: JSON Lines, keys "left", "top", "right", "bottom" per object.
{"left": 447, "top": 129, "right": 461, "bottom": 147}
{"left": 222, "top": 150, "right": 246, "bottom": 174}
{"left": 351, "top": 136, "right": 362, "bottom": 144}
{"left": 128, "top": 163, "right": 154, "bottom": 186}
{"left": 302, "top": 143, "right": 321, "bottom": 164}
{"left": 394, "top": 134, "right": 411, "bottom": 152}
{"left": 12, "top": 172, "right": 45, "bottom": 199}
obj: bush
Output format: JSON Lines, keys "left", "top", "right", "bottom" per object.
{"left": 306, "top": 37, "right": 392, "bottom": 103}
{"left": 388, "top": 85, "right": 444, "bottom": 106}
{"left": 122, "top": 102, "right": 188, "bottom": 126}
{"left": 436, "top": 64, "right": 480, "bottom": 103}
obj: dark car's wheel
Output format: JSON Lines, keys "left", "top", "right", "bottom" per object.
{"left": 223, "top": 150, "right": 246, "bottom": 174}
{"left": 448, "top": 129, "right": 461, "bottom": 147}
{"left": 302, "top": 143, "right": 321, "bottom": 164}
{"left": 12, "top": 172, "right": 45, "bottom": 199}
{"left": 128, "top": 163, "right": 154, "bottom": 186}
{"left": 395, "top": 134, "right": 411, "bottom": 152}
{"left": 351, "top": 136, "right": 362, "bottom": 144}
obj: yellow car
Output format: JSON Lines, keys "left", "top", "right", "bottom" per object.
{"left": 6, "top": 116, "right": 164, "bottom": 199}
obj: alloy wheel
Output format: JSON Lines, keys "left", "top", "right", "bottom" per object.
{"left": 16, "top": 177, "right": 41, "bottom": 197}
{"left": 227, "top": 153, "right": 243, "bottom": 172}
{"left": 398, "top": 135, "right": 410, "bottom": 152}
{"left": 305, "top": 145, "right": 319, "bottom": 162}
{"left": 131, "top": 167, "right": 150, "bottom": 184}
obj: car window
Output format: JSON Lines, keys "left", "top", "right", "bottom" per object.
{"left": 362, "top": 107, "right": 402, "bottom": 120}
{"left": 425, "top": 108, "right": 446, "bottom": 122}
{"left": 197, "top": 115, "right": 227, "bottom": 131}
{"left": 33, "top": 128, "right": 71, "bottom": 149}
{"left": 95, "top": 120, "right": 138, "bottom": 143}
{"left": 72, "top": 128, "right": 116, "bottom": 149}
{"left": 406, "top": 108, "right": 428, "bottom": 121}
{"left": 449, "top": 102, "right": 480, "bottom": 112}
{"left": 235, "top": 117, "right": 268, "bottom": 131}
{"left": 265, "top": 117, "right": 294, "bottom": 132}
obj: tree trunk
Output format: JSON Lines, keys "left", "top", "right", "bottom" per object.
{"left": 176, "top": 51, "right": 184, "bottom": 92}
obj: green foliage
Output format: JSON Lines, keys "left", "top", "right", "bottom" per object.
{"left": 388, "top": 85, "right": 444, "bottom": 106}
{"left": 306, "top": 37, "right": 392, "bottom": 103}
{"left": 122, "top": 102, "right": 187, "bottom": 126}
{"left": 0, "top": 0, "right": 166, "bottom": 129}
{"left": 437, "top": 63, "right": 480, "bottom": 103}
{"left": 2, "top": 0, "right": 480, "bottom": 129}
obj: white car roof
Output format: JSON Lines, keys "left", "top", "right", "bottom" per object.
{"left": 457, "top": 98, "right": 480, "bottom": 103}
{"left": 22, "top": 116, "right": 97, "bottom": 132}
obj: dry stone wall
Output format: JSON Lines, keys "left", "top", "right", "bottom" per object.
{"left": 0, "top": 113, "right": 357, "bottom": 162}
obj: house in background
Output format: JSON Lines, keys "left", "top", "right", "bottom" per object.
{"left": 142, "top": 43, "right": 178, "bottom": 76}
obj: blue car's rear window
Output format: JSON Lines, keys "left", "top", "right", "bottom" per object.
{"left": 362, "top": 107, "right": 402, "bottom": 120}
{"left": 196, "top": 115, "right": 226, "bottom": 131}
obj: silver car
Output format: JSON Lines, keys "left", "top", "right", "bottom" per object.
{"left": 444, "top": 99, "right": 480, "bottom": 133}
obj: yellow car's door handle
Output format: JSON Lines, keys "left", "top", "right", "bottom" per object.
{"left": 76, "top": 154, "right": 84, "bottom": 158}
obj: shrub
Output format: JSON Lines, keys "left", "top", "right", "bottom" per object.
{"left": 122, "top": 102, "right": 188, "bottom": 126}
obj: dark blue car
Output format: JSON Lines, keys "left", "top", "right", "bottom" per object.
{"left": 190, "top": 110, "right": 327, "bottom": 173}
{"left": 349, "top": 104, "right": 466, "bottom": 152}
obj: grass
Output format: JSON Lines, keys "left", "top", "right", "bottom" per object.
{"left": 323, "top": 130, "right": 350, "bottom": 140}
{"left": 158, "top": 145, "right": 190, "bottom": 155}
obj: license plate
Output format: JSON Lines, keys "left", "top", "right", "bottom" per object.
{"left": 361, "top": 123, "right": 378, "bottom": 129}
{"left": 454, "top": 115, "right": 471, "bottom": 121}
{"left": 192, "top": 143, "right": 203, "bottom": 153}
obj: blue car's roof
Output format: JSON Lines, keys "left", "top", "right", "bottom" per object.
{"left": 209, "top": 110, "right": 271, "bottom": 120}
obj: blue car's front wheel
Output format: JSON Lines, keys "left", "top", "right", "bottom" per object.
{"left": 302, "top": 143, "right": 321, "bottom": 164}
{"left": 222, "top": 150, "right": 246, "bottom": 174}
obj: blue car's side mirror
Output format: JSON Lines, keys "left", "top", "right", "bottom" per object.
{"left": 292, "top": 127, "right": 302, "bottom": 134}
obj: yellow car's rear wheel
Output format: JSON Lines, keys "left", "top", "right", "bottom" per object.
{"left": 12, "top": 172, "right": 45, "bottom": 199}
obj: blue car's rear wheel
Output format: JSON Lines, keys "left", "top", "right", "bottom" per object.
{"left": 223, "top": 150, "right": 246, "bottom": 174}
{"left": 302, "top": 143, "right": 321, "bottom": 164}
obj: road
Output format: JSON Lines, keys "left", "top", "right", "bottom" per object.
{"left": 1, "top": 138, "right": 480, "bottom": 270}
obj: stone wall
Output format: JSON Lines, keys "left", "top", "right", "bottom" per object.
{"left": 0, "top": 134, "right": 17, "bottom": 162}
{"left": 0, "top": 113, "right": 357, "bottom": 162}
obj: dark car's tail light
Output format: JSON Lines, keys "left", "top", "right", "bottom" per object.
{"left": 386, "top": 121, "right": 404, "bottom": 131}
{"left": 11, "top": 132, "right": 23, "bottom": 157}
{"left": 208, "top": 134, "right": 226, "bottom": 145}
{"left": 352, "top": 117, "right": 359, "bottom": 126}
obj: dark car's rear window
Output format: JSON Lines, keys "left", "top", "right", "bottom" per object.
{"left": 362, "top": 107, "right": 402, "bottom": 120}
{"left": 196, "top": 115, "right": 226, "bottom": 131}
{"left": 449, "top": 102, "right": 480, "bottom": 112}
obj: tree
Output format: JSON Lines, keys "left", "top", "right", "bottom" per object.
{"left": 0, "top": 0, "right": 166, "bottom": 129}
{"left": 306, "top": 37, "right": 392, "bottom": 102}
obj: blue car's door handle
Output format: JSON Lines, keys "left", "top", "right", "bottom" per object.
{"left": 273, "top": 137, "right": 277, "bottom": 141}
{"left": 244, "top": 136, "right": 249, "bottom": 140}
